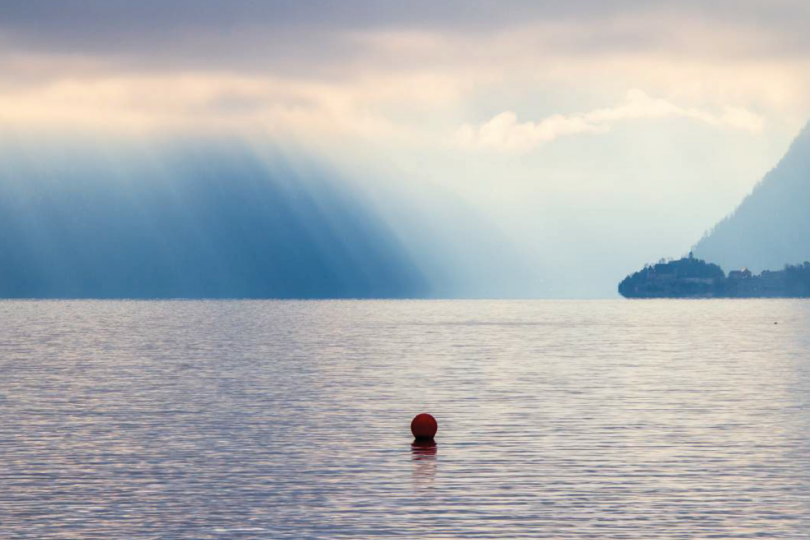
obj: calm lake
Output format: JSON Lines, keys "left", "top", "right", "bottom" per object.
{"left": 3, "top": 300, "right": 810, "bottom": 539}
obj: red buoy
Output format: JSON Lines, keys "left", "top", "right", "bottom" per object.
{"left": 411, "top": 413, "right": 438, "bottom": 441}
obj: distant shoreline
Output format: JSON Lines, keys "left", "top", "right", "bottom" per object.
{"left": 619, "top": 255, "right": 810, "bottom": 299}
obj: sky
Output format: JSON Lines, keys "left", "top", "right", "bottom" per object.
{"left": 2, "top": 1, "right": 810, "bottom": 297}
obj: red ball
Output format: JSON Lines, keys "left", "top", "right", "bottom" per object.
{"left": 411, "top": 413, "right": 438, "bottom": 440}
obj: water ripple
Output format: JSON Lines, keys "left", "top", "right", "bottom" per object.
{"left": 2, "top": 300, "right": 810, "bottom": 538}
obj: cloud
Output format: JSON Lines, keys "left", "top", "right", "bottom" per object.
{"left": 455, "top": 89, "right": 766, "bottom": 153}
{"left": 0, "top": 2, "right": 802, "bottom": 152}
{"left": 0, "top": 68, "right": 465, "bottom": 148}
{"left": 2, "top": 1, "right": 810, "bottom": 74}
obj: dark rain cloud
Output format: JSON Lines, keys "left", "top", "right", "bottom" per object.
{"left": 1, "top": 0, "right": 805, "bottom": 31}
{"left": 1, "top": 0, "right": 809, "bottom": 71}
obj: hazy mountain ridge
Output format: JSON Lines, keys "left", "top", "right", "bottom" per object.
{"left": 693, "top": 122, "right": 810, "bottom": 272}
{"left": 0, "top": 137, "right": 541, "bottom": 298}
{"left": 0, "top": 140, "right": 431, "bottom": 298}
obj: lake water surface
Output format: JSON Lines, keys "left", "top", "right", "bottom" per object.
{"left": 3, "top": 300, "right": 810, "bottom": 539}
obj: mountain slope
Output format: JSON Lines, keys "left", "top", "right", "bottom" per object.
{"left": 693, "top": 123, "right": 810, "bottom": 272}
